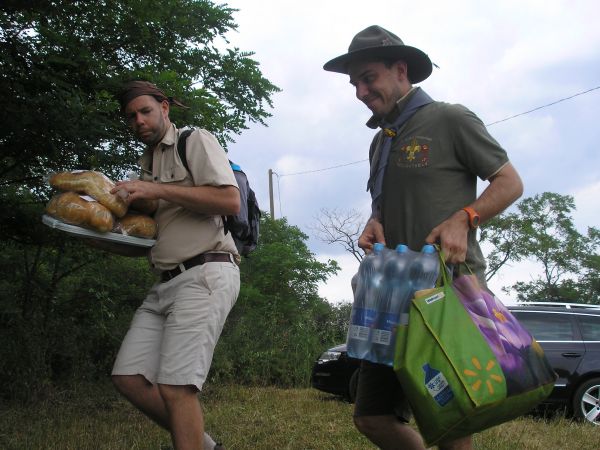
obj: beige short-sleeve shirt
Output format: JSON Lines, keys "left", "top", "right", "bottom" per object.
{"left": 138, "top": 125, "right": 239, "bottom": 271}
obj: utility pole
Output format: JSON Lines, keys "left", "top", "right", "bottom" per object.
{"left": 268, "top": 169, "right": 275, "bottom": 219}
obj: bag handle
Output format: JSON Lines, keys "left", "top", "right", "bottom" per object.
{"left": 433, "top": 244, "right": 475, "bottom": 287}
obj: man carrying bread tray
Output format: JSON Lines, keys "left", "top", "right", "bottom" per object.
{"left": 95, "top": 80, "right": 238, "bottom": 450}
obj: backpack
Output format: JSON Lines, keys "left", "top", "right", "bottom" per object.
{"left": 177, "top": 128, "right": 260, "bottom": 257}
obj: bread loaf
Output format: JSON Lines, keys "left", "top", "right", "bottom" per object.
{"left": 46, "top": 192, "right": 115, "bottom": 232}
{"left": 115, "top": 213, "right": 157, "bottom": 239}
{"left": 49, "top": 171, "right": 128, "bottom": 218}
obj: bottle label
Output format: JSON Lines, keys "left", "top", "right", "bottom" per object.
{"left": 349, "top": 307, "right": 376, "bottom": 341}
{"left": 371, "top": 328, "right": 391, "bottom": 345}
{"left": 348, "top": 324, "right": 370, "bottom": 341}
{"left": 425, "top": 368, "right": 454, "bottom": 406}
{"left": 371, "top": 312, "right": 399, "bottom": 345}
{"left": 351, "top": 307, "right": 366, "bottom": 326}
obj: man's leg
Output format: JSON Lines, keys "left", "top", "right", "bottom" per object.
{"left": 113, "top": 375, "right": 213, "bottom": 449}
{"left": 159, "top": 384, "right": 204, "bottom": 450}
{"left": 112, "top": 374, "right": 169, "bottom": 428}
{"left": 439, "top": 435, "right": 473, "bottom": 450}
{"left": 353, "top": 361, "right": 426, "bottom": 449}
{"left": 354, "top": 415, "right": 425, "bottom": 450}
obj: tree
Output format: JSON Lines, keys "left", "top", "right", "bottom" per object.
{"left": 311, "top": 208, "right": 366, "bottom": 263}
{"left": 480, "top": 192, "right": 599, "bottom": 303}
{"left": 0, "top": 1, "right": 281, "bottom": 399}
{"left": 1, "top": 0, "right": 279, "bottom": 208}
{"left": 479, "top": 211, "right": 527, "bottom": 281}
{"left": 211, "top": 215, "right": 341, "bottom": 387}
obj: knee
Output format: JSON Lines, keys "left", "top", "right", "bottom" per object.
{"left": 111, "top": 374, "right": 143, "bottom": 396}
{"left": 353, "top": 415, "right": 380, "bottom": 438}
{"left": 157, "top": 383, "right": 197, "bottom": 406}
{"left": 111, "top": 374, "right": 128, "bottom": 393}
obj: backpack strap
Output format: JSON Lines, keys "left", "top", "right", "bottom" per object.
{"left": 177, "top": 128, "right": 194, "bottom": 173}
{"left": 176, "top": 128, "right": 236, "bottom": 238}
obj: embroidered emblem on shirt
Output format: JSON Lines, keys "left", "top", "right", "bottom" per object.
{"left": 395, "top": 137, "right": 431, "bottom": 168}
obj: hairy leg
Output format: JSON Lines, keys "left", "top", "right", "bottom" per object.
{"left": 112, "top": 375, "right": 207, "bottom": 449}
{"left": 112, "top": 374, "right": 169, "bottom": 428}
{"left": 159, "top": 383, "right": 204, "bottom": 450}
{"left": 354, "top": 415, "right": 425, "bottom": 450}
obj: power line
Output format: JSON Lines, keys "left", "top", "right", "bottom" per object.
{"left": 276, "top": 84, "right": 600, "bottom": 178}
{"left": 279, "top": 159, "right": 367, "bottom": 177}
{"left": 485, "top": 85, "right": 600, "bottom": 126}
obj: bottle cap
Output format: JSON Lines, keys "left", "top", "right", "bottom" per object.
{"left": 373, "top": 243, "right": 385, "bottom": 253}
{"left": 422, "top": 244, "right": 435, "bottom": 254}
{"left": 395, "top": 244, "right": 409, "bottom": 253}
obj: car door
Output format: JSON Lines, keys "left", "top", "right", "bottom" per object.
{"left": 575, "top": 313, "right": 600, "bottom": 375}
{"left": 511, "top": 310, "right": 584, "bottom": 401}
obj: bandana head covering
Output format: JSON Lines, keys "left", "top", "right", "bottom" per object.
{"left": 118, "top": 80, "right": 188, "bottom": 112}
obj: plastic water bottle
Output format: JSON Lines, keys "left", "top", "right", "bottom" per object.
{"left": 371, "top": 244, "right": 412, "bottom": 365}
{"left": 410, "top": 244, "right": 440, "bottom": 293}
{"left": 347, "top": 243, "right": 385, "bottom": 360}
{"left": 423, "top": 363, "right": 454, "bottom": 406}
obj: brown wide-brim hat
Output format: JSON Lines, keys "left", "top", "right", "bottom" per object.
{"left": 323, "top": 25, "right": 433, "bottom": 83}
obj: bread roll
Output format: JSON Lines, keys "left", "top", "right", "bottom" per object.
{"left": 46, "top": 192, "right": 115, "bottom": 232}
{"left": 115, "top": 213, "right": 157, "bottom": 239}
{"left": 49, "top": 171, "right": 128, "bottom": 218}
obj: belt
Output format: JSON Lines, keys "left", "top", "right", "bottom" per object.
{"left": 160, "top": 252, "right": 232, "bottom": 283}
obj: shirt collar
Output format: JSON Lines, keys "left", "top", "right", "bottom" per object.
{"left": 366, "top": 87, "right": 419, "bottom": 130}
{"left": 157, "top": 123, "right": 177, "bottom": 149}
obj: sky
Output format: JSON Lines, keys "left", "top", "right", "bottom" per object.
{"left": 220, "top": 0, "right": 600, "bottom": 305}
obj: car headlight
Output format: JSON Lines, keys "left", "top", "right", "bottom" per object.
{"left": 318, "top": 351, "right": 342, "bottom": 362}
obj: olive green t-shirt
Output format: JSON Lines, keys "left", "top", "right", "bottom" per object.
{"left": 371, "top": 101, "right": 509, "bottom": 282}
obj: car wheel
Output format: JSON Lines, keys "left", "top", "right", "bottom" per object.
{"left": 348, "top": 368, "right": 359, "bottom": 403}
{"left": 572, "top": 377, "right": 600, "bottom": 425}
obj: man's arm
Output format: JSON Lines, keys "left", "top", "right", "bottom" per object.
{"left": 425, "top": 162, "right": 523, "bottom": 263}
{"left": 112, "top": 180, "right": 240, "bottom": 216}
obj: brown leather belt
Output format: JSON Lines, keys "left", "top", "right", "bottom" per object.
{"left": 160, "top": 253, "right": 232, "bottom": 283}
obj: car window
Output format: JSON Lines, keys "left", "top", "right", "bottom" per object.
{"left": 577, "top": 315, "right": 600, "bottom": 341}
{"left": 513, "top": 312, "right": 577, "bottom": 341}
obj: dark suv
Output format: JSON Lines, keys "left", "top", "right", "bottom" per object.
{"left": 311, "top": 302, "right": 600, "bottom": 425}
{"left": 509, "top": 302, "right": 600, "bottom": 424}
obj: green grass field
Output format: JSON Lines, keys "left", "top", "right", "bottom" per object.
{"left": 1, "top": 383, "right": 598, "bottom": 449}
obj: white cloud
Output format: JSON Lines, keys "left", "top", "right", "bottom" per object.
{"left": 222, "top": 0, "right": 600, "bottom": 305}
{"left": 317, "top": 252, "right": 358, "bottom": 305}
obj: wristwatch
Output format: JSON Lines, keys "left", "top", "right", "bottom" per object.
{"left": 462, "top": 206, "right": 480, "bottom": 229}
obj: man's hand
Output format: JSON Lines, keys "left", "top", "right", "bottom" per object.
{"left": 425, "top": 210, "right": 469, "bottom": 264}
{"left": 358, "top": 217, "right": 386, "bottom": 253}
{"left": 112, "top": 180, "right": 163, "bottom": 204}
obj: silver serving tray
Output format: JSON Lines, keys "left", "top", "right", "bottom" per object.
{"left": 42, "top": 215, "right": 156, "bottom": 248}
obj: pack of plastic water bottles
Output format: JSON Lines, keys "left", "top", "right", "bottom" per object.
{"left": 347, "top": 243, "right": 440, "bottom": 366}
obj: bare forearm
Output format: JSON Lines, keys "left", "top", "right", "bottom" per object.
{"left": 425, "top": 162, "right": 523, "bottom": 263}
{"left": 469, "top": 162, "right": 523, "bottom": 224}
{"left": 156, "top": 184, "right": 240, "bottom": 215}
{"left": 113, "top": 180, "right": 240, "bottom": 216}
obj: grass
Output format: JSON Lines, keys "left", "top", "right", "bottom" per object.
{"left": 1, "top": 382, "right": 598, "bottom": 449}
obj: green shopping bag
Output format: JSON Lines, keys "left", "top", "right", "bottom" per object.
{"left": 393, "top": 253, "right": 556, "bottom": 446}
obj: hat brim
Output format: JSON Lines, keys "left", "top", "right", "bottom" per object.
{"left": 323, "top": 45, "right": 432, "bottom": 83}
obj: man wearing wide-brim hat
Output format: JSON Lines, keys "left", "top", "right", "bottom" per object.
{"left": 324, "top": 26, "right": 524, "bottom": 450}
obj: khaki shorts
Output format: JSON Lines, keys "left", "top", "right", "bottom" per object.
{"left": 112, "top": 259, "right": 239, "bottom": 390}
{"left": 354, "top": 360, "right": 412, "bottom": 422}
